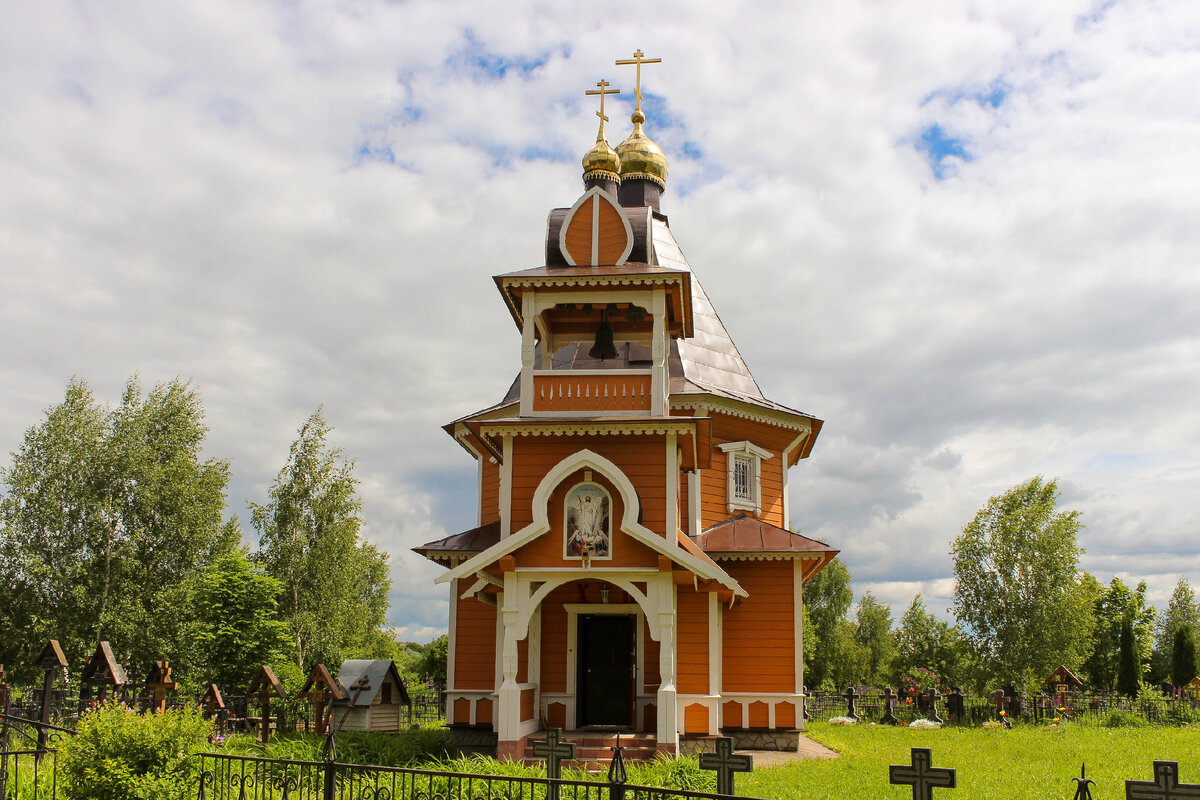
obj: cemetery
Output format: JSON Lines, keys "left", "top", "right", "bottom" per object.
{"left": 2, "top": 47, "right": 1199, "bottom": 800}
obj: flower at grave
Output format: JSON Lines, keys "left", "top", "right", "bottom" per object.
{"left": 1000, "top": 710, "right": 1007, "bottom": 716}
{"left": 1054, "top": 717, "right": 1061, "bottom": 723}
{"left": 982, "top": 720, "right": 1005, "bottom": 730}
{"left": 910, "top": 719, "right": 942, "bottom": 729}
{"left": 829, "top": 716, "right": 858, "bottom": 725}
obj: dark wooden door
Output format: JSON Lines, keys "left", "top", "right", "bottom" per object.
{"left": 577, "top": 614, "right": 634, "bottom": 727}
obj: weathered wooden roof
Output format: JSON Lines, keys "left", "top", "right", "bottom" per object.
{"left": 336, "top": 660, "right": 410, "bottom": 707}
{"left": 412, "top": 521, "right": 501, "bottom": 563}
{"left": 1044, "top": 665, "right": 1084, "bottom": 687}
{"left": 82, "top": 641, "right": 128, "bottom": 686}
{"left": 692, "top": 514, "right": 839, "bottom": 581}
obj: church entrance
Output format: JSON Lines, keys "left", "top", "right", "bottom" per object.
{"left": 576, "top": 613, "right": 635, "bottom": 728}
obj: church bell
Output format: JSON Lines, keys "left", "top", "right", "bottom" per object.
{"left": 588, "top": 311, "right": 619, "bottom": 361}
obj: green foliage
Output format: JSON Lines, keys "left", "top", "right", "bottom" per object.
{"left": 1162, "top": 699, "right": 1200, "bottom": 727}
{"left": 891, "top": 594, "right": 969, "bottom": 689}
{"left": 0, "top": 377, "right": 230, "bottom": 680}
{"left": 951, "top": 476, "right": 1093, "bottom": 685}
{"left": 853, "top": 591, "right": 895, "bottom": 684}
{"left": 58, "top": 703, "right": 212, "bottom": 800}
{"left": 188, "top": 548, "right": 290, "bottom": 693}
{"left": 1103, "top": 708, "right": 1150, "bottom": 728}
{"left": 1083, "top": 575, "right": 1155, "bottom": 691}
{"left": 803, "top": 559, "right": 854, "bottom": 688}
{"left": 1172, "top": 626, "right": 1198, "bottom": 687}
{"left": 1117, "top": 618, "right": 1141, "bottom": 697}
{"left": 251, "top": 409, "right": 392, "bottom": 671}
{"left": 418, "top": 634, "right": 449, "bottom": 687}
{"left": 626, "top": 755, "right": 715, "bottom": 792}
{"left": 1154, "top": 578, "right": 1200, "bottom": 683}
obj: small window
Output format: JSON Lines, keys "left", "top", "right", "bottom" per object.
{"left": 717, "top": 441, "right": 773, "bottom": 515}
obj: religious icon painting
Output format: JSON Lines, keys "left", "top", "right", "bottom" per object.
{"left": 564, "top": 483, "right": 611, "bottom": 560}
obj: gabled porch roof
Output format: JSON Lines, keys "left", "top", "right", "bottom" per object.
{"left": 692, "top": 514, "right": 839, "bottom": 583}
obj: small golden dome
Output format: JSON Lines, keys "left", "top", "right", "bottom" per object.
{"left": 615, "top": 109, "right": 667, "bottom": 188}
{"left": 582, "top": 134, "right": 621, "bottom": 183}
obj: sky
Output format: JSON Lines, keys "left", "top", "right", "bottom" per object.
{"left": 2, "top": 0, "right": 1199, "bottom": 643}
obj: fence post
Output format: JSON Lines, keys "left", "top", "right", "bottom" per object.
{"left": 323, "top": 755, "right": 336, "bottom": 800}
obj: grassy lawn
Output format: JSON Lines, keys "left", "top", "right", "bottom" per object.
{"left": 739, "top": 723, "right": 1200, "bottom": 800}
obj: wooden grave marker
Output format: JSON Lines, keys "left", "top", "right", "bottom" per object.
{"left": 298, "top": 664, "right": 346, "bottom": 735}
{"left": 1126, "top": 761, "right": 1200, "bottom": 800}
{"left": 890, "top": 747, "right": 956, "bottom": 800}
{"left": 247, "top": 665, "right": 287, "bottom": 744}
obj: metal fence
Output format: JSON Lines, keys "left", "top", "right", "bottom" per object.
{"left": 197, "top": 752, "right": 748, "bottom": 800}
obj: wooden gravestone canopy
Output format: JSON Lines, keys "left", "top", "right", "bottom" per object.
{"left": 299, "top": 664, "right": 346, "bottom": 734}
{"left": 82, "top": 641, "right": 129, "bottom": 687}
{"left": 1185, "top": 677, "right": 1200, "bottom": 697}
{"left": 202, "top": 683, "right": 226, "bottom": 713}
{"left": 38, "top": 640, "right": 68, "bottom": 670}
{"left": 247, "top": 665, "right": 287, "bottom": 699}
{"left": 1044, "top": 665, "right": 1083, "bottom": 689}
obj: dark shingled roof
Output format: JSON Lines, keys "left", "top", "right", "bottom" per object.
{"left": 413, "top": 521, "right": 502, "bottom": 561}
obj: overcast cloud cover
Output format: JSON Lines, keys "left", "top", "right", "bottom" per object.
{"left": 2, "top": 0, "right": 1198, "bottom": 642}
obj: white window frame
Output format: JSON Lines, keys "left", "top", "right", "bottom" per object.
{"left": 717, "top": 441, "right": 773, "bottom": 515}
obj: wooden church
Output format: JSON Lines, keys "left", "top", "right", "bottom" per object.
{"left": 415, "top": 52, "right": 838, "bottom": 760}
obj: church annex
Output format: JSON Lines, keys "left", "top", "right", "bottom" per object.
{"left": 415, "top": 52, "right": 838, "bottom": 760}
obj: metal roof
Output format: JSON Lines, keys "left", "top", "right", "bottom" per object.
{"left": 693, "top": 514, "right": 839, "bottom": 580}
{"left": 335, "top": 660, "right": 410, "bottom": 706}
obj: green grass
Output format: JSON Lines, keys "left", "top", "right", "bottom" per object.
{"left": 739, "top": 722, "right": 1200, "bottom": 800}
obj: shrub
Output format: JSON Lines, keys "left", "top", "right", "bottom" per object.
{"left": 1103, "top": 709, "right": 1149, "bottom": 728}
{"left": 1162, "top": 702, "right": 1200, "bottom": 727}
{"left": 58, "top": 702, "right": 212, "bottom": 800}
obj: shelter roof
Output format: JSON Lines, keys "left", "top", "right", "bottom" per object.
{"left": 335, "top": 660, "right": 409, "bottom": 706}
{"left": 1044, "top": 665, "right": 1084, "bottom": 687}
{"left": 82, "top": 641, "right": 128, "bottom": 686}
{"left": 692, "top": 514, "right": 839, "bottom": 581}
{"left": 412, "top": 521, "right": 501, "bottom": 564}
{"left": 247, "top": 665, "right": 285, "bottom": 698}
{"left": 300, "top": 663, "right": 347, "bottom": 701}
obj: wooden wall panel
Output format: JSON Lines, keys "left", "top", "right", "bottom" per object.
{"left": 562, "top": 197, "right": 595, "bottom": 265}
{"left": 748, "top": 701, "right": 770, "bottom": 729}
{"left": 775, "top": 701, "right": 796, "bottom": 729}
{"left": 642, "top": 616, "right": 661, "bottom": 692}
{"left": 453, "top": 697, "right": 470, "bottom": 725}
{"left": 676, "top": 590, "right": 709, "bottom": 694}
{"left": 722, "top": 701, "right": 742, "bottom": 729}
{"left": 476, "top": 697, "right": 493, "bottom": 725}
{"left": 538, "top": 586, "right": 570, "bottom": 693}
{"left": 517, "top": 636, "right": 529, "bottom": 684}
{"left": 480, "top": 457, "right": 500, "bottom": 525}
{"left": 454, "top": 596, "right": 497, "bottom": 690}
{"left": 683, "top": 703, "right": 709, "bottom": 734}
{"left": 720, "top": 560, "right": 795, "bottom": 693}
{"left": 595, "top": 201, "right": 630, "bottom": 264}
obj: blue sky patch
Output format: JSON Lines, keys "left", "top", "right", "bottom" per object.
{"left": 447, "top": 30, "right": 567, "bottom": 82}
{"left": 915, "top": 124, "right": 972, "bottom": 179}
{"left": 922, "top": 80, "right": 1009, "bottom": 111}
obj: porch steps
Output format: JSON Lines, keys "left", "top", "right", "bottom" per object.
{"left": 524, "top": 732, "right": 660, "bottom": 771}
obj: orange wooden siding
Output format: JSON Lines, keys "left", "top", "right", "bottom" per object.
{"left": 517, "top": 636, "right": 529, "bottom": 684}
{"left": 721, "top": 560, "right": 795, "bottom": 693}
{"left": 748, "top": 700, "right": 770, "bottom": 728}
{"left": 679, "top": 470, "right": 691, "bottom": 535}
{"left": 595, "top": 199, "right": 629, "bottom": 264}
{"left": 453, "top": 595, "right": 497, "bottom": 691}
{"left": 480, "top": 457, "right": 500, "bottom": 525}
{"left": 775, "top": 701, "right": 796, "bottom": 729}
{"left": 476, "top": 697, "right": 493, "bottom": 725}
{"left": 532, "top": 373, "right": 651, "bottom": 413}
{"left": 453, "top": 697, "right": 471, "bottom": 725}
{"left": 509, "top": 438, "right": 666, "bottom": 537}
{"left": 520, "top": 688, "right": 535, "bottom": 721}
{"left": 699, "top": 441, "right": 785, "bottom": 529}
{"left": 562, "top": 197, "right": 595, "bottom": 265}
{"left": 676, "top": 590, "right": 709, "bottom": 694}
{"left": 642, "top": 616, "right": 661, "bottom": 692}
{"left": 683, "top": 703, "right": 708, "bottom": 734}
{"left": 538, "top": 586, "right": 571, "bottom": 694}
{"left": 722, "top": 701, "right": 742, "bottom": 728}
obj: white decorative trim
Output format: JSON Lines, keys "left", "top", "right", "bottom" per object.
{"left": 436, "top": 449, "right": 745, "bottom": 596}
{"left": 481, "top": 420, "right": 700, "bottom": 440}
{"left": 672, "top": 397, "right": 815, "bottom": 433}
{"left": 718, "top": 441, "right": 772, "bottom": 515}
{"left": 500, "top": 436, "right": 513, "bottom": 538}
{"left": 708, "top": 592, "right": 721, "bottom": 734}
{"left": 781, "top": 430, "right": 809, "bottom": 530}
{"left": 718, "top": 693, "right": 806, "bottom": 730}
{"left": 447, "top": 578, "right": 459, "bottom": 692}
{"left": 557, "top": 187, "right": 634, "bottom": 267}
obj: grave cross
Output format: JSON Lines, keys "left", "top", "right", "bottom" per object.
{"left": 925, "top": 687, "right": 944, "bottom": 724}
{"left": 698, "top": 736, "right": 753, "bottom": 797}
{"left": 881, "top": 687, "right": 901, "bottom": 726}
{"left": 889, "top": 747, "right": 957, "bottom": 800}
{"left": 145, "top": 661, "right": 178, "bottom": 713}
{"left": 36, "top": 640, "right": 67, "bottom": 761}
{"left": 532, "top": 728, "right": 576, "bottom": 779}
{"left": 1126, "top": 761, "right": 1200, "bottom": 800}
{"left": 843, "top": 685, "right": 860, "bottom": 721}
{"left": 1074, "top": 764, "right": 1096, "bottom": 800}
{"left": 946, "top": 688, "right": 965, "bottom": 723}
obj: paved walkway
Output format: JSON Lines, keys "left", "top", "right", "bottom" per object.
{"left": 736, "top": 735, "right": 840, "bottom": 767}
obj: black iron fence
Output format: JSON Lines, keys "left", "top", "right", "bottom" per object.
{"left": 197, "top": 752, "right": 749, "bottom": 800}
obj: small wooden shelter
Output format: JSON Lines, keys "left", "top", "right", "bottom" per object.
{"left": 334, "top": 660, "right": 410, "bottom": 733}
{"left": 1184, "top": 676, "right": 1200, "bottom": 699}
{"left": 247, "top": 665, "right": 287, "bottom": 743}
{"left": 81, "top": 641, "right": 129, "bottom": 704}
{"left": 299, "top": 663, "right": 347, "bottom": 734}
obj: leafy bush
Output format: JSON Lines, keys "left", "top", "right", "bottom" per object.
{"left": 627, "top": 755, "right": 715, "bottom": 792}
{"left": 1162, "top": 702, "right": 1200, "bottom": 727}
{"left": 58, "top": 702, "right": 212, "bottom": 800}
{"left": 1103, "top": 709, "right": 1150, "bottom": 728}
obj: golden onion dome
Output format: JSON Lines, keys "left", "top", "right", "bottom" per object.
{"left": 615, "top": 109, "right": 667, "bottom": 188}
{"left": 582, "top": 132, "right": 621, "bottom": 183}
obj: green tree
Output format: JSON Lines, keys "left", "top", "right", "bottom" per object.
{"left": 251, "top": 409, "right": 391, "bottom": 671}
{"left": 188, "top": 547, "right": 290, "bottom": 692}
{"left": 1151, "top": 579, "right": 1200, "bottom": 683}
{"left": 802, "top": 559, "right": 853, "bottom": 688}
{"left": 853, "top": 591, "right": 895, "bottom": 684}
{"left": 419, "top": 634, "right": 449, "bottom": 687}
{"left": 1172, "top": 626, "right": 1198, "bottom": 688}
{"left": 1082, "top": 576, "right": 1155, "bottom": 690}
{"left": 950, "top": 477, "right": 1093, "bottom": 685}
{"left": 891, "top": 594, "right": 968, "bottom": 688}
{"left": 0, "top": 377, "right": 229, "bottom": 678}
{"left": 1117, "top": 617, "right": 1140, "bottom": 697}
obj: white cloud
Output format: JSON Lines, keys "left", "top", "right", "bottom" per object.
{"left": 2, "top": 0, "right": 1199, "bottom": 638}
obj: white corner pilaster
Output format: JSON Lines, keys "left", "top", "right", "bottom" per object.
{"left": 708, "top": 590, "right": 721, "bottom": 734}
{"left": 654, "top": 573, "right": 678, "bottom": 749}
{"left": 665, "top": 431, "right": 678, "bottom": 540}
{"left": 497, "top": 570, "right": 523, "bottom": 742}
{"left": 650, "top": 288, "right": 666, "bottom": 416}
{"left": 781, "top": 429, "right": 808, "bottom": 531}
{"left": 500, "top": 435, "right": 514, "bottom": 538}
{"left": 519, "top": 292, "right": 536, "bottom": 417}
{"left": 447, "top": 578, "right": 459, "bottom": 691}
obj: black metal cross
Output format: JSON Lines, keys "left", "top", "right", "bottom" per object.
{"left": 925, "top": 688, "right": 944, "bottom": 724}
{"left": 946, "top": 687, "right": 965, "bottom": 723}
{"left": 532, "top": 728, "right": 576, "bottom": 779}
{"left": 890, "top": 747, "right": 956, "bottom": 800}
{"left": 1074, "top": 763, "right": 1096, "bottom": 800}
{"left": 699, "top": 736, "right": 753, "bottom": 796}
{"left": 1126, "top": 761, "right": 1200, "bottom": 800}
{"left": 843, "top": 685, "right": 860, "bottom": 720}
{"left": 881, "top": 687, "right": 901, "bottom": 725}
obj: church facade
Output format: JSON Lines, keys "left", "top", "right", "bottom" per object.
{"left": 415, "top": 54, "right": 837, "bottom": 760}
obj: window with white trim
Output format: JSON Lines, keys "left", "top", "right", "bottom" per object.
{"left": 717, "top": 441, "right": 773, "bottom": 515}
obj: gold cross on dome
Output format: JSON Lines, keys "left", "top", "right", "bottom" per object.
{"left": 615, "top": 49, "right": 662, "bottom": 113}
{"left": 585, "top": 79, "right": 620, "bottom": 127}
